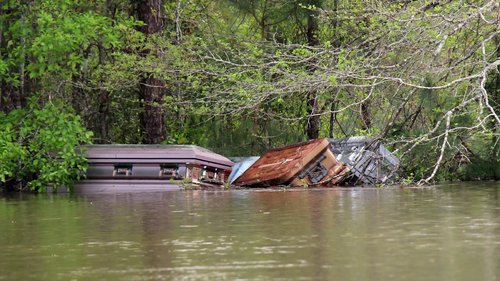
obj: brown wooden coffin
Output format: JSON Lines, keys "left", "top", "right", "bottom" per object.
{"left": 233, "top": 138, "right": 350, "bottom": 187}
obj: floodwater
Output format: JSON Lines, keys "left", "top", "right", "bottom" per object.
{"left": 0, "top": 183, "right": 499, "bottom": 281}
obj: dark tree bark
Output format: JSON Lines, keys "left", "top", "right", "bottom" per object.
{"left": 328, "top": 0, "right": 340, "bottom": 139}
{"left": 18, "top": 35, "right": 27, "bottom": 109}
{"left": 251, "top": 109, "right": 259, "bottom": 155}
{"left": 328, "top": 96, "right": 336, "bottom": 138}
{"left": 136, "top": 0, "right": 166, "bottom": 144}
{"left": 71, "top": 46, "right": 88, "bottom": 134}
{"left": 96, "top": 43, "right": 112, "bottom": 143}
{"left": 97, "top": 91, "right": 111, "bottom": 143}
{"left": 306, "top": 11, "right": 320, "bottom": 47}
{"left": 139, "top": 78, "right": 166, "bottom": 144}
{"left": 305, "top": 4, "right": 320, "bottom": 140}
{"left": 306, "top": 94, "right": 320, "bottom": 139}
{"left": 360, "top": 100, "right": 372, "bottom": 131}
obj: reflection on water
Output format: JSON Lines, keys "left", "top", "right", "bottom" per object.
{"left": 0, "top": 183, "right": 499, "bottom": 281}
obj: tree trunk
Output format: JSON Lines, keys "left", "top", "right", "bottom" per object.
{"left": 17, "top": 35, "right": 26, "bottom": 109}
{"left": 97, "top": 43, "right": 111, "bottom": 143}
{"left": 97, "top": 90, "right": 111, "bottom": 143}
{"left": 136, "top": 0, "right": 166, "bottom": 144}
{"left": 328, "top": 0, "right": 339, "bottom": 139}
{"left": 329, "top": 97, "right": 336, "bottom": 138}
{"left": 305, "top": 6, "right": 320, "bottom": 140}
{"left": 306, "top": 93, "right": 320, "bottom": 139}
{"left": 360, "top": 100, "right": 372, "bottom": 131}
{"left": 139, "top": 78, "right": 166, "bottom": 144}
{"left": 306, "top": 12, "right": 320, "bottom": 47}
{"left": 251, "top": 109, "right": 259, "bottom": 155}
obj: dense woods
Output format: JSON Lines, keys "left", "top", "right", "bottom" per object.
{"left": 1, "top": 0, "right": 499, "bottom": 191}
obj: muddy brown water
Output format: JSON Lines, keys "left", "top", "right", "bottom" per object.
{"left": 1, "top": 182, "right": 499, "bottom": 280}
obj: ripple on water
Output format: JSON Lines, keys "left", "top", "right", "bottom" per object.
{"left": 67, "top": 260, "right": 310, "bottom": 281}
{"left": 1, "top": 183, "right": 499, "bottom": 281}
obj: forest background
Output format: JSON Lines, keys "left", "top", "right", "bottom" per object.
{"left": 0, "top": 0, "right": 498, "bottom": 191}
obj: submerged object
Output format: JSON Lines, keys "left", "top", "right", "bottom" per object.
{"left": 75, "top": 145, "right": 233, "bottom": 193}
{"left": 233, "top": 138, "right": 350, "bottom": 187}
{"left": 329, "top": 137, "right": 399, "bottom": 185}
{"left": 228, "top": 157, "right": 260, "bottom": 184}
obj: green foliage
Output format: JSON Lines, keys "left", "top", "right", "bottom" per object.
{"left": 0, "top": 112, "right": 26, "bottom": 184}
{"left": 0, "top": 59, "right": 7, "bottom": 77}
{"left": 0, "top": 98, "right": 92, "bottom": 192}
{"left": 27, "top": 3, "right": 139, "bottom": 79}
{"left": 1, "top": 0, "right": 498, "bottom": 186}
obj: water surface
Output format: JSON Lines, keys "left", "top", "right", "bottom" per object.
{"left": 1, "top": 182, "right": 499, "bottom": 280}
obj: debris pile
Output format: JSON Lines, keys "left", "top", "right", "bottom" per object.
{"left": 230, "top": 137, "right": 399, "bottom": 188}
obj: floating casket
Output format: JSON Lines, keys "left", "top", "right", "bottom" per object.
{"left": 232, "top": 138, "right": 350, "bottom": 187}
{"left": 76, "top": 145, "right": 233, "bottom": 193}
{"left": 329, "top": 137, "right": 399, "bottom": 185}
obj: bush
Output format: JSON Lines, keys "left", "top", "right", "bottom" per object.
{"left": 0, "top": 98, "right": 92, "bottom": 192}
